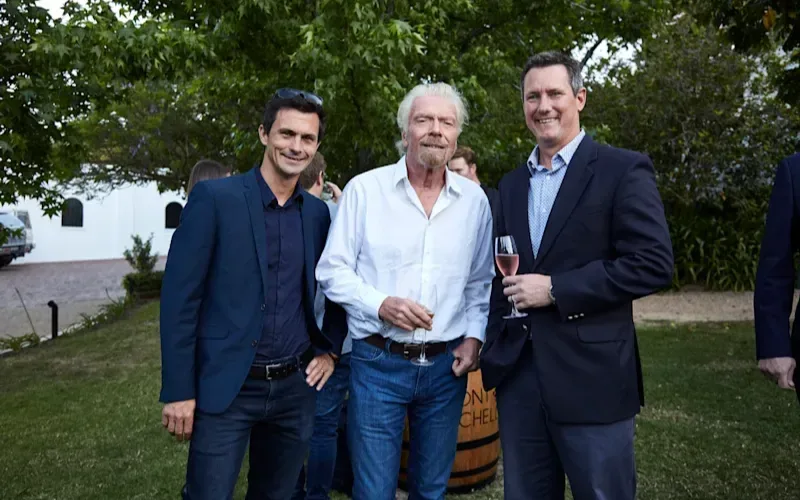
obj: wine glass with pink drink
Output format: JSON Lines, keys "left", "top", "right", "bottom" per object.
{"left": 495, "top": 235, "right": 528, "bottom": 319}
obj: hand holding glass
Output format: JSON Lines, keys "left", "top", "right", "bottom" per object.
{"left": 412, "top": 285, "right": 437, "bottom": 366}
{"left": 495, "top": 235, "right": 527, "bottom": 319}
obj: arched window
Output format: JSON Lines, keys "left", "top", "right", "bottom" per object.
{"left": 165, "top": 202, "right": 183, "bottom": 229}
{"left": 61, "top": 198, "right": 83, "bottom": 227}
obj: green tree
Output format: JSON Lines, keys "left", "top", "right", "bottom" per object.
{"left": 1, "top": 0, "right": 211, "bottom": 241}
{"left": 584, "top": 14, "right": 800, "bottom": 289}
{"left": 697, "top": 0, "right": 800, "bottom": 105}
{"left": 1, "top": 0, "right": 84, "bottom": 242}
{"left": 56, "top": 0, "right": 673, "bottom": 193}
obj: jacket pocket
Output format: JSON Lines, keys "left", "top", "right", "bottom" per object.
{"left": 575, "top": 322, "right": 631, "bottom": 343}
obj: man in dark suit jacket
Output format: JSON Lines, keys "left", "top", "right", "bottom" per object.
{"left": 754, "top": 153, "right": 800, "bottom": 398}
{"left": 448, "top": 145, "right": 500, "bottom": 223}
{"left": 159, "top": 89, "right": 347, "bottom": 500}
{"left": 480, "top": 52, "right": 673, "bottom": 500}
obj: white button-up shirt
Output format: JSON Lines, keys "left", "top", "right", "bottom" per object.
{"left": 316, "top": 156, "right": 495, "bottom": 344}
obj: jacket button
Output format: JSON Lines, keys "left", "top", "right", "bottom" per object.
{"left": 260, "top": 304, "right": 266, "bottom": 311}
{"left": 522, "top": 325, "right": 528, "bottom": 332}
{"left": 251, "top": 340, "right": 258, "bottom": 347}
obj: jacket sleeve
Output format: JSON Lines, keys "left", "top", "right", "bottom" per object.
{"left": 550, "top": 156, "right": 674, "bottom": 322}
{"left": 754, "top": 159, "right": 796, "bottom": 359}
{"left": 159, "top": 181, "right": 216, "bottom": 403}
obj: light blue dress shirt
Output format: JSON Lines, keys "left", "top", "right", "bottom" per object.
{"left": 527, "top": 130, "right": 586, "bottom": 257}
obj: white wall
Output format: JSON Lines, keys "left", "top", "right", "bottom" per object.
{"left": 4, "top": 183, "right": 185, "bottom": 264}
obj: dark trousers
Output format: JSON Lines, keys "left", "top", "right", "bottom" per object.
{"left": 182, "top": 369, "right": 316, "bottom": 500}
{"left": 496, "top": 342, "right": 636, "bottom": 500}
{"left": 293, "top": 354, "right": 352, "bottom": 500}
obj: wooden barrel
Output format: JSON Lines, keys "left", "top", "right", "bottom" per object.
{"left": 398, "top": 369, "right": 500, "bottom": 494}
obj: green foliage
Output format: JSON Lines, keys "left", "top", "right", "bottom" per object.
{"left": 1, "top": 0, "right": 85, "bottom": 243}
{"left": 123, "top": 234, "right": 159, "bottom": 274}
{"left": 584, "top": 15, "right": 800, "bottom": 290}
{"left": 48, "top": 0, "right": 672, "bottom": 192}
{"left": 77, "top": 295, "right": 134, "bottom": 331}
{"left": 122, "top": 271, "right": 165, "bottom": 300}
{"left": 0, "top": 333, "right": 40, "bottom": 353}
{"left": 697, "top": 0, "right": 800, "bottom": 105}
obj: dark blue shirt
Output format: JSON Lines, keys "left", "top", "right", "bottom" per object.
{"left": 254, "top": 168, "right": 310, "bottom": 362}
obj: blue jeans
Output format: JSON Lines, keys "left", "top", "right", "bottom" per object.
{"left": 348, "top": 338, "right": 468, "bottom": 500}
{"left": 182, "top": 367, "right": 317, "bottom": 500}
{"left": 294, "top": 354, "right": 351, "bottom": 500}
{"left": 496, "top": 342, "right": 636, "bottom": 500}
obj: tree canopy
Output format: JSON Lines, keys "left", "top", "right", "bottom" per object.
{"left": 47, "top": 0, "right": 672, "bottom": 193}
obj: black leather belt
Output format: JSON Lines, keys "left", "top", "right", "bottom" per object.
{"left": 364, "top": 334, "right": 449, "bottom": 360}
{"left": 248, "top": 347, "right": 315, "bottom": 381}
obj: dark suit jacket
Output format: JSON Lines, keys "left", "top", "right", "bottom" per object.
{"left": 480, "top": 135, "right": 674, "bottom": 424}
{"left": 159, "top": 171, "right": 347, "bottom": 414}
{"left": 754, "top": 153, "right": 800, "bottom": 396}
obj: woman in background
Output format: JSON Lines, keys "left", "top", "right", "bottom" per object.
{"left": 187, "top": 159, "right": 230, "bottom": 195}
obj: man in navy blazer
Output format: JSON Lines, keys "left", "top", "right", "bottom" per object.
{"left": 480, "top": 52, "right": 673, "bottom": 500}
{"left": 159, "top": 89, "right": 347, "bottom": 500}
{"left": 754, "top": 153, "right": 800, "bottom": 398}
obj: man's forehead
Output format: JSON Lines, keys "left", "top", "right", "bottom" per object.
{"left": 273, "top": 108, "right": 320, "bottom": 134}
{"left": 410, "top": 95, "right": 457, "bottom": 118}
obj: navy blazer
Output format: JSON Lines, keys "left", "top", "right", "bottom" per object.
{"left": 159, "top": 171, "right": 347, "bottom": 414}
{"left": 754, "top": 153, "right": 800, "bottom": 394}
{"left": 480, "top": 135, "right": 674, "bottom": 424}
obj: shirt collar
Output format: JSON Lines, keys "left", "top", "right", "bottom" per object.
{"left": 253, "top": 166, "right": 303, "bottom": 208}
{"left": 393, "top": 156, "right": 461, "bottom": 197}
{"left": 527, "top": 129, "right": 586, "bottom": 175}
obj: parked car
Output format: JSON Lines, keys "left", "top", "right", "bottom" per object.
{"left": 0, "top": 208, "right": 34, "bottom": 254}
{"left": 0, "top": 212, "right": 27, "bottom": 268}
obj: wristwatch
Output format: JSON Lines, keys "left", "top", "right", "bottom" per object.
{"left": 548, "top": 284, "right": 556, "bottom": 305}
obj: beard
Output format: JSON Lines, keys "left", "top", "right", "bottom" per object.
{"left": 417, "top": 146, "right": 448, "bottom": 169}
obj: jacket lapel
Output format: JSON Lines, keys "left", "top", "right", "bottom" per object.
{"left": 243, "top": 172, "right": 270, "bottom": 295}
{"left": 533, "top": 136, "right": 597, "bottom": 269}
{"left": 509, "top": 167, "right": 536, "bottom": 273}
{"left": 299, "top": 193, "right": 316, "bottom": 304}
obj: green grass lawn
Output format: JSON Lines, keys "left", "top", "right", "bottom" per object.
{"left": 1, "top": 303, "right": 798, "bottom": 499}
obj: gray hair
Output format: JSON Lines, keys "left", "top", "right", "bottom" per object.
{"left": 520, "top": 51, "right": 584, "bottom": 98}
{"left": 395, "top": 82, "right": 468, "bottom": 154}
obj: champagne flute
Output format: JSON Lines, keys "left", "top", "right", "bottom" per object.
{"left": 411, "top": 284, "right": 437, "bottom": 367}
{"left": 495, "top": 235, "right": 528, "bottom": 319}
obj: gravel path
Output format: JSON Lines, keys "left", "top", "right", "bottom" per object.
{"left": 2, "top": 257, "right": 789, "bottom": 340}
{"left": 0, "top": 258, "right": 166, "bottom": 339}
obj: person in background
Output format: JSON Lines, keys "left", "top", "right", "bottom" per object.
{"left": 299, "top": 152, "right": 340, "bottom": 219}
{"left": 754, "top": 152, "right": 800, "bottom": 398}
{"left": 186, "top": 159, "right": 230, "bottom": 195}
{"left": 448, "top": 146, "right": 499, "bottom": 220}
{"left": 316, "top": 82, "right": 494, "bottom": 500}
{"left": 294, "top": 152, "right": 353, "bottom": 500}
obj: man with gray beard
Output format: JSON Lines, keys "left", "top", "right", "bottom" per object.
{"left": 315, "top": 83, "right": 495, "bottom": 500}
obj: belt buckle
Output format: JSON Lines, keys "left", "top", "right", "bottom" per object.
{"left": 401, "top": 343, "right": 418, "bottom": 360}
{"left": 264, "top": 363, "right": 282, "bottom": 380}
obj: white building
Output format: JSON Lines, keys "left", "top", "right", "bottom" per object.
{"left": 4, "top": 183, "right": 185, "bottom": 264}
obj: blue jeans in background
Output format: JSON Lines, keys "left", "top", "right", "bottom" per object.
{"left": 293, "top": 354, "right": 352, "bottom": 500}
{"left": 347, "top": 338, "right": 467, "bottom": 500}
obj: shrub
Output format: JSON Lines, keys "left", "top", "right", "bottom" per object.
{"left": 123, "top": 234, "right": 158, "bottom": 274}
{"left": 122, "top": 271, "right": 165, "bottom": 300}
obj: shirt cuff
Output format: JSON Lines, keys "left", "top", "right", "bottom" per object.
{"left": 465, "top": 321, "right": 487, "bottom": 343}
{"left": 361, "top": 288, "right": 390, "bottom": 322}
